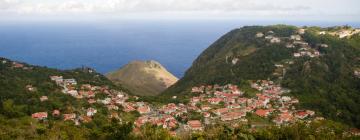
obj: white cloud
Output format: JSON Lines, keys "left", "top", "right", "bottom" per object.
{"left": 0, "top": 0, "right": 359, "bottom": 21}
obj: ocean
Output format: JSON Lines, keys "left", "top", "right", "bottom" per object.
{"left": 0, "top": 20, "right": 359, "bottom": 77}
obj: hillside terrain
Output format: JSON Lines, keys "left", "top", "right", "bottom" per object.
{"left": 0, "top": 57, "right": 141, "bottom": 139}
{"left": 164, "top": 25, "right": 360, "bottom": 128}
{"left": 1, "top": 25, "right": 360, "bottom": 139}
{"left": 106, "top": 60, "right": 178, "bottom": 96}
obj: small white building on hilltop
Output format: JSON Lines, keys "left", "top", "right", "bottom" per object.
{"left": 255, "top": 32, "right": 264, "bottom": 38}
{"left": 270, "top": 37, "right": 281, "bottom": 43}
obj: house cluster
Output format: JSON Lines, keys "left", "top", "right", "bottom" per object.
{"left": 292, "top": 44, "right": 321, "bottom": 58}
{"left": 255, "top": 29, "right": 326, "bottom": 59}
{"left": 3, "top": 60, "right": 33, "bottom": 70}
{"left": 250, "top": 80, "right": 316, "bottom": 125}
{"left": 287, "top": 31, "right": 323, "bottom": 58}
{"left": 32, "top": 107, "right": 98, "bottom": 125}
{"left": 134, "top": 114, "right": 179, "bottom": 131}
{"left": 133, "top": 102, "right": 183, "bottom": 133}
{"left": 256, "top": 31, "right": 282, "bottom": 44}
{"left": 31, "top": 75, "right": 130, "bottom": 125}
{"left": 186, "top": 80, "right": 316, "bottom": 127}
{"left": 323, "top": 28, "right": 360, "bottom": 38}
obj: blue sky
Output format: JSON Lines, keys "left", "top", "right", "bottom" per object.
{"left": 0, "top": 0, "right": 359, "bottom": 22}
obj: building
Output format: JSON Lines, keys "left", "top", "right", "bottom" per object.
{"left": 270, "top": 37, "right": 281, "bottom": 43}
{"left": 290, "top": 35, "right": 301, "bottom": 41}
{"left": 298, "top": 29, "right": 306, "bottom": 34}
{"left": 273, "top": 112, "right": 293, "bottom": 125}
{"left": 137, "top": 105, "right": 151, "bottom": 114}
{"left": 256, "top": 32, "right": 264, "bottom": 38}
{"left": 221, "top": 112, "right": 246, "bottom": 121}
{"left": 87, "top": 108, "right": 97, "bottom": 117}
{"left": 32, "top": 112, "right": 48, "bottom": 120}
{"left": 320, "top": 44, "right": 329, "bottom": 48}
{"left": 318, "top": 31, "right": 326, "bottom": 35}
{"left": 208, "top": 97, "right": 223, "bottom": 104}
{"left": 187, "top": 120, "right": 203, "bottom": 131}
{"left": 63, "top": 113, "right": 76, "bottom": 121}
{"left": 286, "top": 44, "right": 295, "bottom": 48}
{"left": 214, "top": 108, "right": 229, "bottom": 116}
{"left": 26, "top": 85, "right": 37, "bottom": 92}
{"left": 293, "top": 53, "right": 301, "bottom": 57}
{"left": 40, "top": 96, "right": 48, "bottom": 102}
{"left": 255, "top": 109, "right": 271, "bottom": 117}
{"left": 64, "top": 79, "right": 77, "bottom": 85}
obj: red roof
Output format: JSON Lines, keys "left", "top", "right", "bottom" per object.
{"left": 296, "top": 111, "right": 307, "bottom": 116}
{"left": 214, "top": 108, "right": 229, "bottom": 115}
{"left": 137, "top": 106, "right": 150, "bottom": 114}
{"left": 208, "top": 98, "right": 223, "bottom": 103}
{"left": 188, "top": 120, "right": 202, "bottom": 128}
{"left": 255, "top": 109, "right": 270, "bottom": 117}
{"left": 32, "top": 112, "right": 48, "bottom": 119}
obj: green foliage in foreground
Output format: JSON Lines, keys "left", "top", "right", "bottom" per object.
{"left": 0, "top": 114, "right": 358, "bottom": 140}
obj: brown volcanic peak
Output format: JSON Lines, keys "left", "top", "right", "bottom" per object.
{"left": 106, "top": 60, "right": 178, "bottom": 96}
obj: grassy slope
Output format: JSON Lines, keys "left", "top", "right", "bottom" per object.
{"left": 106, "top": 60, "right": 178, "bottom": 96}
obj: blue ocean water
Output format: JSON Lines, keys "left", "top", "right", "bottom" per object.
{"left": 0, "top": 20, "right": 359, "bottom": 77}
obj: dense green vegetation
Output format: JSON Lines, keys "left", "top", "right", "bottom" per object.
{"left": 282, "top": 29, "right": 360, "bottom": 128}
{"left": 0, "top": 58, "right": 126, "bottom": 117}
{"left": 0, "top": 57, "right": 133, "bottom": 139}
{"left": 164, "top": 25, "right": 360, "bottom": 128}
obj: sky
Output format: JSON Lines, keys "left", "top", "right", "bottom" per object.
{"left": 0, "top": 0, "right": 359, "bottom": 22}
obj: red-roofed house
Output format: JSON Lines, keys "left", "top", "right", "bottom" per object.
{"left": 255, "top": 109, "right": 271, "bottom": 117}
{"left": 191, "top": 97, "right": 200, "bottom": 103}
{"left": 203, "top": 112, "right": 210, "bottom": 118}
{"left": 273, "top": 112, "right": 293, "bottom": 125}
{"left": 137, "top": 105, "right": 151, "bottom": 114}
{"left": 187, "top": 120, "right": 203, "bottom": 131}
{"left": 123, "top": 103, "right": 136, "bottom": 112}
{"left": 221, "top": 112, "right": 246, "bottom": 121}
{"left": 214, "top": 108, "right": 229, "bottom": 116}
{"left": 207, "top": 98, "right": 223, "bottom": 104}
{"left": 63, "top": 113, "right": 76, "bottom": 121}
{"left": 294, "top": 111, "right": 309, "bottom": 119}
{"left": 32, "top": 112, "right": 48, "bottom": 120}
{"left": 201, "top": 105, "right": 211, "bottom": 111}
{"left": 88, "top": 99, "right": 96, "bottom": 104}
{"left": 237, "top": 98, "right": 248, "bottom": 105}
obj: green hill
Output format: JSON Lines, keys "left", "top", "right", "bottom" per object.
{"left": 0, "top": 57, "right": 135, "bottom": 139}
{"left": 164, "top": 25, "right": 360, "bottom": 128}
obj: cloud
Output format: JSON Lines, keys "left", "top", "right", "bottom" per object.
{"left": 0, "top": 0, "right": 311, "bottom": 14}
{"left": 0, "top": 0, "right": 358, "bottom": 21}
{"left": 0, "top": 0, "right": 18, "bottom": 10}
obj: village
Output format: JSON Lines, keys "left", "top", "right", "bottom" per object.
{"left": 255, "top": 28, "right": 326, "bottom": 58}
{"left": 31, "top": 75, "right": 129, "bottom": 125}
{"left": 28, "top": 71, "right": 322, "bottom": 136}
{"left": 28, "top": 28, "right": 327, "bottom": 136}
{"left": 26, "top": 27, "right": 359, "bottom": 136}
